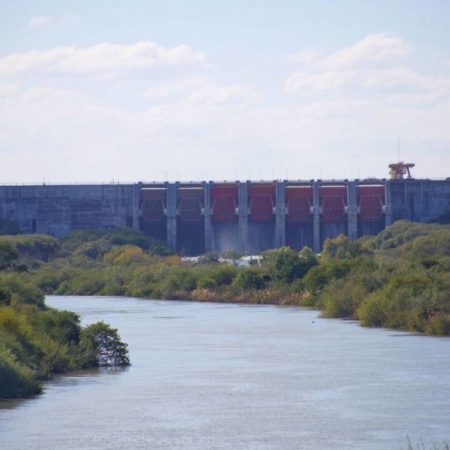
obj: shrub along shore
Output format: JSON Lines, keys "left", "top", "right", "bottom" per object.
{"left": 0, "top": 232, "right": 131, "bottom": 400}
{"left": 0, "top": 221, "right": 449, "bottom": 398}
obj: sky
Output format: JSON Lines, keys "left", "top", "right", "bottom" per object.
{"left": 1, "top": 0, "right": 450, "bottom": 183}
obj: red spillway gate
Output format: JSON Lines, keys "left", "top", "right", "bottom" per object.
{"left": 249, "top": 184, "right": 275, "bottom": 222}
{"left": 320, "top": 186, "right": 347, "bottom": 223}
{"left": 357, "top": 185, "right": 385, "bottom": 222}
{"left": 211, "top": 184, "right": 238, "bottom": 222}
{"left": 177, "top": 187, "right": 204, "bottom": 223}
{"left": 139, "top": 188, "right": 166, "bottom": 223}
{"left": 286, "top": 186, "right": 313, "bottom": 223}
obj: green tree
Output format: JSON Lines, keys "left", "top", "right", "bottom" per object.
{"left": 0, "top": 242, "right": 18, "bottom": 270}
{"left": 79, "top": 322, "right": 130, "bottom": 368}
{"left": 232, "top": 268, "right": 266, "bottom": 291}
{"left": 322, "top": 234, "right": 354, "bottom": 259}
{"left": 103, "top": 245, "right": 145, "bottom": 265}
{"left": 263, "top": 246, "right": 318, "bottom": 284}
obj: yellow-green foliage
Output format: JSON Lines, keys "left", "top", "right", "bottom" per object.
{"left": 232, "top": 268, "right": 266, "bottom": 292}
{"left": 0, "top": 271, "right": 130, "bottom": 399}
{"left": 312, "top": 222, "right": 450, "bottom": 334}
{"left": 0, "top": 234, "right": 59, "bottom": 261}
{"left": 262, "top": 246, "right": 318, "bottom": 283}
{"left": 0, "top": 273, "right": 45, "bottom": 307}
{"left": 15, "top": 221, "right": 450, "bottom": 337}
{"left": 0, "top": 301, "right": 81, "bottom": 398}
{"left": 61, "top": 228, "right": 172, "bottom": 256}
{"left": 103, "top": 245, "right": 145, "bottom": 265}
{"left": 0, "top": 292, "right": 130, "bottom": 399}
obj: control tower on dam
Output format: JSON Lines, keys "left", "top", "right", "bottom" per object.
{"left": 0, "top": 178, "right": 449, "bottom": 255}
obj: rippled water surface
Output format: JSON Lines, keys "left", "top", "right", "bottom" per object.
{"left": 1, "top": 296, "right": 449, "bottom": 450}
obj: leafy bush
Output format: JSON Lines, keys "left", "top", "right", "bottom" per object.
{"left": 55, "top": 270, "right": 107, "bottom": 295}
{"left": 232, "top": 268, "right": 266, "bottom": 292}
{"left": 79, "top": 322, "right": 130, "bottom": 368}
{"left": 62, "top": 228, "right": 172, "bottom": 256}
{"left": 374, "top": 220, "right": 440, "bottom": 250}
{"left": 199, "top": 265, "right": 237, "bottom": 288}
{"left": 0, "top": 235, "right": 59, "bottom": 261}
{"left": 0, "top": 349, "right": 41, "bottom": 398}
{"left": 74, "top": 239, "right": 112, "bottom": 259}
{"left": 0, "top": 274, "right": 45, "bottom": 308}
{"left": 0, "top": 241, "right": 19, "bottom": 270}
{"left": 197, "top": 275, "right": 218, "bottom": 289}
{"left": 0, "top": 282, "right": 129, "bottom": 399}
{"left": 262, "top": 246, "right": 318, "bottom": 284}
{"left": 103, "top": 245, "right": 145, "bottom": 265}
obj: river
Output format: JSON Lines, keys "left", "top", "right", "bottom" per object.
{"left": 1, "top": 296, "right": 449, "bottom": 450}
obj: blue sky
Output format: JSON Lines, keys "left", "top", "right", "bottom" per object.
{"left": 1, "top": 0, "right": 449, "bottom": 182}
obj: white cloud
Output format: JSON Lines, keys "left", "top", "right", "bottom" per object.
{"left": 0, "top": 35, "right": 448, "bottom": 182}
{"left": 284, "top": 34, "right": 450, "bottom": 100}
{"left": 1, "top": 77, "right": 449, "bottom": 183}
{"left": 144, "top": 78, "right": 210, "bottom": 100}
{"left": 0, "top": 81, "right": 20, "bottom": 98}
{"left": 27, "top": 14, "right": 78, "bottom": 30}
{"left": 362, "top": 67, "right": 450, "bottom": 94}
{"left": 283, "top": 49, "right": 322, "bottom": 65}
{"left": 0, "top": 42, "right": 208, "bottom": 78}
{"left": 28, "top": 16, "right": 54, "bottom": 29}
{"left": 186, "top": 83, "right": 263, "bottom": 107}
{"left": 145, "top": 77, "right": 263, "bottom": 107}
{"left": 285, "top": 33, "right": 410, "bottom": 70}
{"left": 286, "top": 70, "right": 356, "bottom": 92}
{"left": 324, "top": 33, "right": 411, "bottom": 68}
{"left": 286, "top": 66, "right": 450, "bottom": 96}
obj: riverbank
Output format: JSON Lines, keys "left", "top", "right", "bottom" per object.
{"left": 3, "top": 295, "right": 450, "bottom": 450}
{"left": 0, "top": 250, "right": 130, "bottom": 400}
{"left": 1, "top": 220, "right": 449, "bottom": 399}
{"left": 1, "top": 222, "right": 449, "bottom": 336}
{"left": 20, "top": 221, "right": 450, "bottom": 336}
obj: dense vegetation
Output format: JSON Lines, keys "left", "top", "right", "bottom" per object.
{"left": 0, "top": 232, "right": 131, "bottom": 400}
{"left": 5, "top": 221, "right": 446, "bottom": 336}
{"left": 0, "top": 221, "right": 448, "bottom": 400}
{"left": 303, "top": 222, "right": 450, "bottom": 335}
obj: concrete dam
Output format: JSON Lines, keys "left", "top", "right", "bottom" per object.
{"left": 0, "top": 178, "right": 449, "bottom": 255}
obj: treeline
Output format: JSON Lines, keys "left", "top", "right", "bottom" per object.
{"left": 1, "top": 222, "right": 449, "bottom": 349}
{"left": 304, "top": 222, "right": 450, "bottom": 335}
{"left": 0, "top": 232, "right": 130, "bottom": 400}
{"left": 8, "top": 229, "right": 317, "bottom": 305}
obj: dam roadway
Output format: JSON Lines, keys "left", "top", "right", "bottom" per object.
{"left": 0, "top": 178, "right": 449, "bottom": 255}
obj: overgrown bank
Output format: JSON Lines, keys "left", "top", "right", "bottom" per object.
{"left": 0, "top": 233, "right": 130, "bottom": 400}
{"left": 0, "top": 220, "right": 449, "bottom": 399}
{"left": 1, "top": 222, "right": 447, "bottom": 337}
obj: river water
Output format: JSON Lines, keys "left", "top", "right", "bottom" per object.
{"left": 1, "top": 296, "right": 449, "bottom": 450}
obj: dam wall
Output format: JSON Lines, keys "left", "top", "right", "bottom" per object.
{"left": 0, "top": 184, "right": 136, "bottom": 237}
{"left": 0, "top": 178, "right": 449, "bottom": 255}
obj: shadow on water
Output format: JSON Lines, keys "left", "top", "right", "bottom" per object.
{"left": 0, "top": 366, "right": 130, "bottom": 411}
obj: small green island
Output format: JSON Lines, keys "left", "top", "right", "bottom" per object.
{"left": 1, "top": 219, "right": 449, "bottom": 400}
